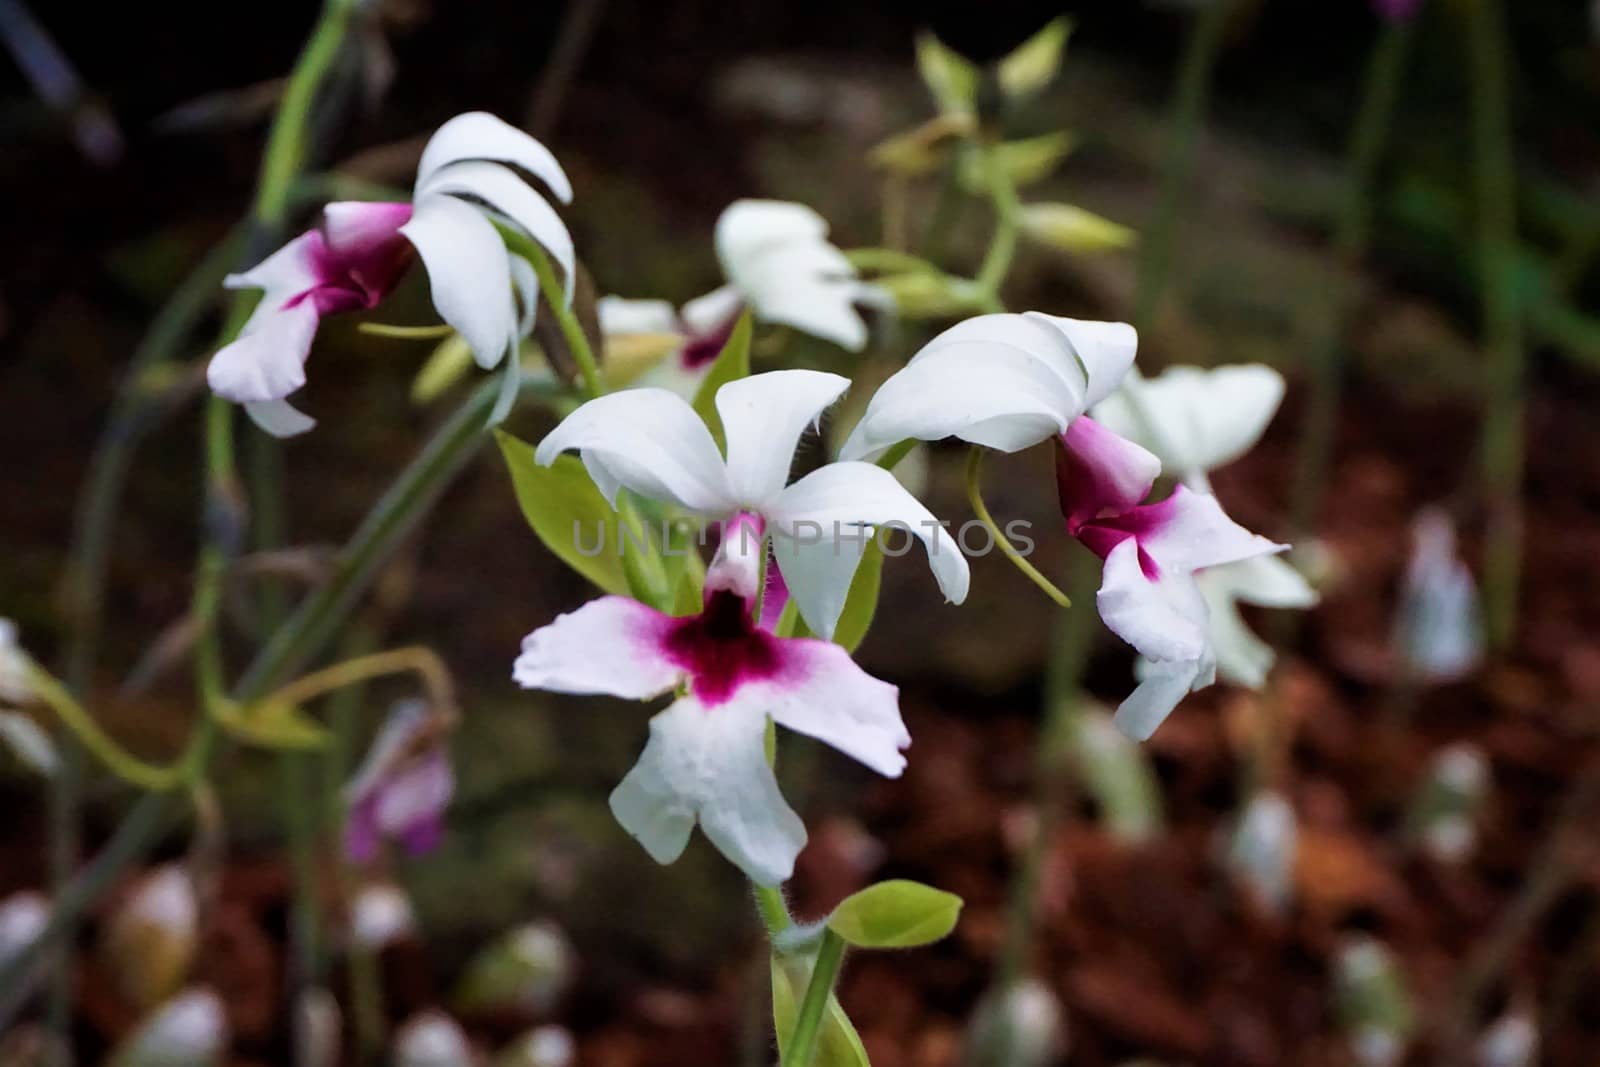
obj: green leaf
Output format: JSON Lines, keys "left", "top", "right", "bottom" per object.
{"left": 958, "top": 132, "right": 1077, "bottom": 195}
{"left": 411, "top": 332, "right": 475, "bottom": 404}
{"left": 827, "top": 880, "right": 963, "bottom": 949}
{"left": 217, "top": 699, "right": 330, "bottom": 750}
{"left": 772, "top": 955, "right": 872, "bottom": 1067}
{"left": 831, "top": 541, "right": 884, "bottom": 654}
{"left": 691, "top": 310, "right": 753, "bottom": 451}
{"left": 1020, "top": 202, "right": 1136, "bottom": 255}
{"left": 496, "top": 431, "right": 630, "bottom": 596}
{"left": 997, "top": 17, "right": 1072, "bottom": 99}
{"left": 914, "top": 30, "right": 977, "bottom": 117}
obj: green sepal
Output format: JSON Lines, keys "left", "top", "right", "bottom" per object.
{"left": 690, "top": 310, "right": 753, "bottom": 452}
{"left": 771, "top": 954, "right": 871, "bottom": 1067}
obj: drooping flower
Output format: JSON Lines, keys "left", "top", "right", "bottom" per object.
{"left": 1055, "top": 416, "right": 1286, "bottom": 739}
{"left": 534, "top": 368, "right": 968, "bottom": 638}
{"left": 837, "top": 312, "right": 1137, "bottom": 462}
{"left": 513, "top": 520, "right": 914, "bottom": 885}
{"left": 343, "top": 699, "right": 455, "bottom": 863}
{"left": 598, "top": 200, "right": 881, "bottom": 396}
{"left": 1394, "top": 508, "right": 1483, "bottom": 683}
{"left": 208, "top": 111, "right": 574, "bottom": 436}
{"left": 1093, "top": 363, "right": 1317, "bottom": 687}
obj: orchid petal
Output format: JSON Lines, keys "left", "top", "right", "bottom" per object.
{"left": 1116, "top": 654, "right": 1211, "bottom": 741}
{"left": 1195, "top": 570, "right": 1277, "bottom": 688}
{"left": 208, "top": 300, "right": 319, "bottom": 405}
{"left": 751, "top": 640, "right": 908, "bottom": 777}
{"left": 1095, "top": 364, "right": 1285, "bottom": 478}
{"left": 609, "top": 698, "right": 806, "bottom": 886}
{"left": 599, "top": 296, "right": 680, "bottom": 336}
{"left": 420, "top": 160, "right": 575, "bottom": 304}
{"left": 400, "top": 195, "right": 517, "bottom": 370}
{"left": 1096, "top": 537, "right": 1211, "bottom": 664}
{"left": 680, "top": 286, "right": 743, "bottom": 337}
{"left": 716, "top": 200, "right": 868, "bottom": 350}
{"left": 319, "top": 201, "right": 415, "bottom": 301}
{"left": 513, "top": 596, "right": 680, "bottom": 699}
{"left": 1133, "top": 486, "right": 1286, "bottom": 575}
{"left": 769, "top": 461, "right": 969, "bottom": 637}
{"left": 509, "top": 254, "right": 540, "bottom": 338}
{"left": 1048, "top": 316, "right": 1139, "bottom": 408}
{"left": 716, "top": 370, "right": 850, "bottom": 505}
{"left": 704, "top": 512, "right": 766, "bottom": 602}
{"left": 223, "top": 231, "right": 326, "bottom": 303}
{"left": 768, "top": 531, "right": 869, "bottom": 644}
{"left": 415, "top": 111, "right": 573, "bottom": 204}
{"left": 245, "top": 398, "right": 317, "bottom": 438}
{"left": 1218, "top": 553, "right": 1318, "bottom": 609}
{"left": 1055, "top": 416, "right": 1161, "bottom": 529}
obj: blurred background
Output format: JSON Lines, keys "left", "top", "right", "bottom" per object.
{"left": 4, "top": 0, "right": 1600, "bottom": 1064}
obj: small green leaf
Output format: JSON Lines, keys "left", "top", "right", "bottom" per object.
{"left": 772, "top": 955, "right": 872, "bottom": 1067}
{"left": 874, "top": 271, "right": 987, "bottom": 319}
{"left": 691, "top": 311, "right": 753, "bottom": 451}
{"left": 217, "top": 699, "right": 330, "bottom": 750}
{"left": 1020, "top": 202, "right": 1137, "bottom": 255}
{"left": 411, "top": 333, "right": 474, "bottom": 404}
{"left": 832, "top": 541, "right": 884, "bottom": 654}
{"left": 496, "top": 431, "right": 630, "bottom": 596}
{"left": 957, "top": 132, "right": 1077, "bottom": 194}
{"left": 997, "top": 17, "right": 1073, "bottom": 99}
{"left": 915, "top": 30, "right": 977, "bottom": 116}
{"left": 827, "top": 880, "right": 963, "bottom": 949}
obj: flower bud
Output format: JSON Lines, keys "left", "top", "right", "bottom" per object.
{"left": 1475, "top": 1010, "right": 1537, "bottom": 1067}
{"left": 1065, "top": 708, "right": 1162, "bottom": 843}
{"left": 1020, "top": 203, "right": 1136, "bottom": 256}
{"left": 874, "top": 272, "right": 987, "bottom": 320}
{"left": 0, "top": 891, "right": 49, "bottom": 969}
{"left": 492, "top": 1025, "right": 577, "bottom": 1067}
{"left": 1407, "top": 743, "right": 1490, "bottom": 863}
{"left": 109, "top": 987, "right": 228, "bottom": 1067}
{"left": 394, "top": 1010, "right": 475, "bottom": 1067}
{"left": 102, "top": 865, "right": 199, "bottom": 1010}
{"left": 1225, "top": 791, "right": 1297, "bottom": 915}
{"left": 349, "top": 882, "right": 416, "bottom": 950}
{"left": 1334, "top": 937, "right": 1413, "bottom": 1067}
{"left": 345, "top": 699, "right": 455, "bottom": 864}
{"left": 455, "top": 921, "right": 575, "bottom": 1017}
{"left": 294, "top": 987, "right": 341, "bottom": 1067}
{"left": 963, "top": 978, "right": 1066, "bottom": 1067}
{"left": 1394, "top": 509, "right": 1483, "bottom": 683}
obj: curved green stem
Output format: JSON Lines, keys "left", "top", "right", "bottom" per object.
{"left": 975, "top": 141, "right": 1021, "bottom": 301}
{"left": 964, "top": 448, "right": 1071, "bottom": 608}
{"left": 522, "top": 240, "right": 605, "bottom": 398}
{"left": 784, "top": 929, "right": 846, "bottom": 1067}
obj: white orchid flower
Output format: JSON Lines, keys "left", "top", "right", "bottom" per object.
{"left": 1093, "top": 363, "right": 1317, "bottom": 687}
{"left": 343, "top": 699, "right": 454, "bottom": 864}
{"left": 1055, "top": 416, "right": 1286, "bottom": 739}
{"left": 208, "top": 111, "right": 574, "bottom": 437}
{"left": 535, "top": 368, "right": 968, "bottom": 639}
{"left": 514, "top": 514, "right": 916, "bottom": 885}
{"left": 598, "top": 200, "right": 880, "bottom": 397}
{"left": 838, "top": 312, "right": 1137, "bottom": 462}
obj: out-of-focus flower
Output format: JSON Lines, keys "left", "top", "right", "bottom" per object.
{"left": 963, "top": 978, "right": 1067, "bottom": 1067}
{"left": 1065, "top": 708, "right": 1163, "bottom": 842}
{"left": 515, "top": 517, "right": 911, "bottom": 886}
{"left": 838, "top": 312, "right": 1136, "bottom": 462}
{"left": 454, "top": 921, "right": 574, "bottom": 1016}
{"left": 1407, "top": 742, "right": 1490, "bottom": 864}
{"left": 1394, "top": 509, "right": 1483, "bottom": 683}
{"left": 596, "top": 289, "right": 742, "bottom": 395}
{"left": 208, "top": 111, "right": 573, "bottom": 437}
{"left": 1334, "top": 937, "right": 1414, "bottom": 1067}
{"left": 348, "top": 882, "right": 416, "bottom": 950}
{"left": 102, "top": 865, "right": 199, "bottom": 1009}
{"left": 1094, "top": 364, "right": 1316, "bottom": 688}
{"left": 1373, "top": 0, "right": 1423, "bottom": 24}
{"left": 536, "top": 369, "right": 967, "bottom": 638}
{"left": 493, "top": 1026, "right": 576, "bottom": 1067}
{"left": 1055, "top": 417, "right": 1286, "bottom": 739}
{"left": 109, "top": 987, "right": 228, "bottom": 1067}
{"left": 344, "top": 698, "right": 455, "bottom": 864}
{"left": 1475, "top": 1010, "right": 1537, "bottom": 1067}
{"left": 0, "top": 618, "right": 37, "bottom": 705}
{"left": 294, "top": 988, "right": 341, "bottom": 1067}
{"left": 1225, "top": 790, "right": 1297, "bottom": 914}
{"left": 0, "top": 711, "right": 57, "bottom": 777}
{"left": 0, "top": 891, "right": 49, "bottom": 969}
{"left": 394, "top": 1011, "right": 475, "bottom": 1067}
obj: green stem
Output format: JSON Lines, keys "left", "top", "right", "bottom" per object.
{"left": 965, "top": 448, "right": 1072, "bottom": 608}
{"left": 784, "top": 929, "right": 846, "bottom": 1067}
{"left": 754, "top": 884, "right": 791, "bottom": 935}
{"left": 1289, "top": 19, "right": 1414, "bottom": 541}
{"left": 1132, "top": 0, "right": 1234, "bottom": 329}
{"left": 522, "top": 240, "right": 605, "bottom": 398}
{"left": 1461, "top": 0, "right": 1523, "bottom": 652}
{"left": 974, "top": 141, "right": 1021, "bottom": 302}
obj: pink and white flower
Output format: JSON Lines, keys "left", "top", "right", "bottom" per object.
{"left": 343, "top": 699, "right": 455, "bottom": 863}
{"left": 208, "top": 111, "right": 574, "bottom": 437}
{"left": 599, "top": 200, "right": 880, "bottom": 397}
{"left": 1055, "top": 416, "right": 1286, "bottom": 739}
{"left": 1093, "top": 363, "right": 1317, "bottom": 687}
{"left": 838, "top": 312, "right": 1137, "bottom": 462}
{"left": 513, "top": 524, "right": 910, "bottom": 885}
{"left": 534, "top": 369, "right": 968, "bottom": 638}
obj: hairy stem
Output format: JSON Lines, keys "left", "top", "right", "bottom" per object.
{"left": 784, "top": 928, "right": 846, "bottom": 1067}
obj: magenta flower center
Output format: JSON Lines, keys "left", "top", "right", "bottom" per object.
{"left": 661, "top": 589, "right": 784, "bottom": 706}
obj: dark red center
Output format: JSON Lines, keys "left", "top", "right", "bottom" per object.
{"left": 661, "top": 590, "right": 784, "bottom": 706}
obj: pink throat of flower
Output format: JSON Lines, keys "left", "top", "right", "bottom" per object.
{"left": 679, "top": 304, "right": 745, "bottom": 370}
{"left": 660, "top": 589, "right": 787, "bottom": 706}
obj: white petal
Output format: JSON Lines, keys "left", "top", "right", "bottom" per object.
{"left": 223, "top": 231, "right": 325, "bottom": 302}
{"left": 769, "top": 530, "right": 870, "bottom": 644}
{"left": 680, "top": 286, "right": 743, "bottom": 337}
{"left": 1095, "top": 364, "right": 1284, "bottom": 478}
{"left": 598, "top": 296, "right": 679, "bottom": 336}
{"left": 609, "top": 698, "right": 805, "bottom": 886}
{"left": 207, "top": 300, "right": 319, "bottom": 405}
{"left": 768, "top": 461, "right": 969, "bottom": 637}
{"left": 416, "top": 111, "right": 573, "bottom": 204}
{"left": 1045, "top": 316, "right": 1138, "bottom": 409}
{"left": 1197, "top": 570, "right": 1276, "bottom": 689}
{"left": 716, "top": 370, "right": 850, "bottom": 505}
{"left": 534, "top": 389, "right": 733, "bottom": 512}
{"left": 401, "top": 195, "right": 517, "bottom": 369}
{"left": 1216, "top": 553, "right": 1318, "bottom": 609}
{"left": 716, "top": 200, "right": 829, "bottom": 267}
{"left": 419, "top": 160, "right": 575, "bottom": 304}
{"left": 748, "top": 640, "right": 907, "bottom": 777}
{"left": 510, "top": 254, "right": 540, "bottom": 338}
{"left": 245, "top": 398, "right": 317, "bottom": 438}
{"left": 514, "top": 596, "right": 680, "bottom": 699}
{"left": 1115, "top": 655, "right": 1208, "bottom": 741}
{"left": 716, "top": 200, "right": 868, "bottom": 350}
{"left": 1136, "top": 487, "right": 1286, "bottom": 576}
{"left": 838, "top": 343, "right": 1081, "bottom": 461}
{"left": 1096, "top": 537, "right": 1210, "bottom": 664}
